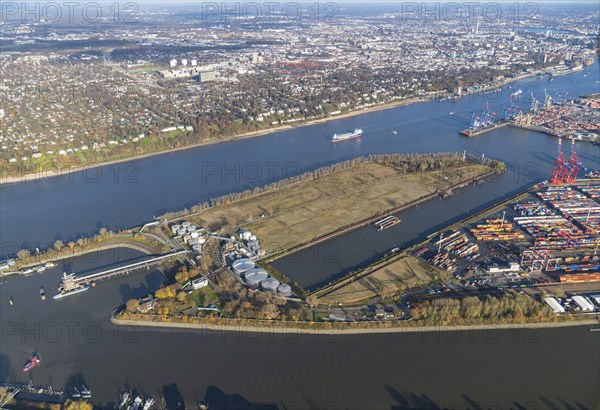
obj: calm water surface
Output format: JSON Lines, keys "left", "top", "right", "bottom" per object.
{"left": 0, "top": 62, "right": 598, "bottom": 408}
{"left": 0, "top": 250, "right": 598, "bottom": 408}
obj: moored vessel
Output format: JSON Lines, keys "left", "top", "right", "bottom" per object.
{"left": 53, "top": 272, "right": 90, "bottom": 300}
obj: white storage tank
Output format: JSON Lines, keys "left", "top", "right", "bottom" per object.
{"left": 232, "top": 258, "right": 255, "bottom": 275}
{"left": 277, "top": 284, "right": 292, "bottom": 296}
{"left": 170, "top": 224, "right": 181, "bottom": 234}
{"left": 176, "top": 228, "right": 186, "bottom": 236}
{"left": 239, "top": 230, "right": 252, "bottom": 241}
{"left": 261, "top": 277, "right": 280, "bottom": 292}
{"left": 249, "top": 235, "right": 257, "bottom": 241}
{"left": 191, "top": 231, "right": 199, "bottom": 239}
{"left": 192, "top": 245, "right": 202, "bottom": 254}
{"left": 244, "top": 268, "right": 268, "bottom": 286}
{"left": 198, "top": 236, "right": 207, "bottom": 244}
{"left": 182, "top": 221, "right": 191, "bottom": 228}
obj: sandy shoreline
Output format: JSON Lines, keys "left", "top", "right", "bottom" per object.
{"left": 111, "top": 316, "right": 599, "bottom": 335}
{"left": 0, "top": 97, "right": 424, "bottom": 185}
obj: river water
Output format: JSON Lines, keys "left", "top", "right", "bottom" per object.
{"left": 0, "top": 253, "right": 598, "bottom": 409}
{"left": 0, "top": 63, "right": 599, "bottom": 407}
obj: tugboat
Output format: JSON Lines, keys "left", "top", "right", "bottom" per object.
{"left": 22, "top": 354, "right": 41, "bottom": 372}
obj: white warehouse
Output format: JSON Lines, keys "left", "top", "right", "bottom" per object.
{"left": 572, "top": 295, "right": 595, "bottom": 312}
{"left": 544, "top": 297, "right": 565, "bottom": 314}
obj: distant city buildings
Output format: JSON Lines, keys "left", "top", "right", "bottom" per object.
{"left": 0, "top": 4, "right": 597, "bottom": 166}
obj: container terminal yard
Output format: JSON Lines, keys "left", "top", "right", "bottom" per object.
{"left": 461, "top": 94, "right": 599, "bottom": 142}
{"left": 410, "top": 177, "right": 600, "bottom": 315}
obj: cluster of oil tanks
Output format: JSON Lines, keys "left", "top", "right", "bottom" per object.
{"left": 237, "top": 229, "right": 263, "bottom": 258}
{"left": 230, "top": 257, "right": 292, "bottom": 297}
{"left": 171, "top": 221, "right": 206, "bottom": 256}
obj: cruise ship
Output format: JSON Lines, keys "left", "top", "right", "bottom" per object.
{"left": 331, "top": 128, "right": 363, "bottom": 142}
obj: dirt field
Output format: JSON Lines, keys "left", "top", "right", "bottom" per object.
{"left": 192, "top": 161, "right": 489, "bottom": 251}
{"left": 318, "top": 255, "right": 441, "bottom": 304}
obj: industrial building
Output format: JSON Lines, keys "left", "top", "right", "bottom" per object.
{"left": 544, "top": 297, "right": 566, "bottom": 313}
{"left": 572, "top": 295, "right": 595, "bottom": 311}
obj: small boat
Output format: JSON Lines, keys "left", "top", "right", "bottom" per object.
{"left": 119, "top": 392, "right": 131, "bottom": 409}
{"left": 45, "top": 261, "right": 57, "bottom": 268}
{"left": 71, "top": 387, "right": 81, "bottom": 399}
{"left": 81, "top": 385, "right": 91, "bottom": 399}
{"left": 392, "top": 130, "right": 397, "bottom": 135}
{"left": 143, "top": 397, "right": 155, "bottom": 410}
{"left": 22, "top": 354, "right": 41, "bottom": 372}
{"left": 199, "top": 401, "right": 209, "bottom": 410}
{"left": 40, "top": 287, "right": 46, "bottom": 300}
{"left": 9, "top": 297, "right": 13, "bottom": 306}
{"left": 36, "top": 266, "right": 46, "bottom": 273}
{"left": 130, "top": 396, "right": 144, "bottom": 410}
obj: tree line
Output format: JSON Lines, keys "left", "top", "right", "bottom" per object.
{"left": 410, "top": 294, "right": 558, "bottom": 326}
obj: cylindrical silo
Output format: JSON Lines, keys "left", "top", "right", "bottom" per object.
{"left": 277, "top": 284, "right": 292, "bottom": 296}
{"left": 244, "top": 268, "right": 268, "bottom": 286}
{"left": 261, "top": 277, "right": 280, "bottom": 293}
{"left": 231, "top": 258, "right": 255, "bottom": 275}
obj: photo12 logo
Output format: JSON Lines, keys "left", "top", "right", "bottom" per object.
{"left": 200, "top": 1, "right": 339, "bottom": 23}
{"left": 1, "top": 321, "right": 139, "bottom": 344}
{"left": 396, "top": 2, "right": 539, "bottom": 23}
{"left": 0, "top": 1, "right": 140, "bottom": 24}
